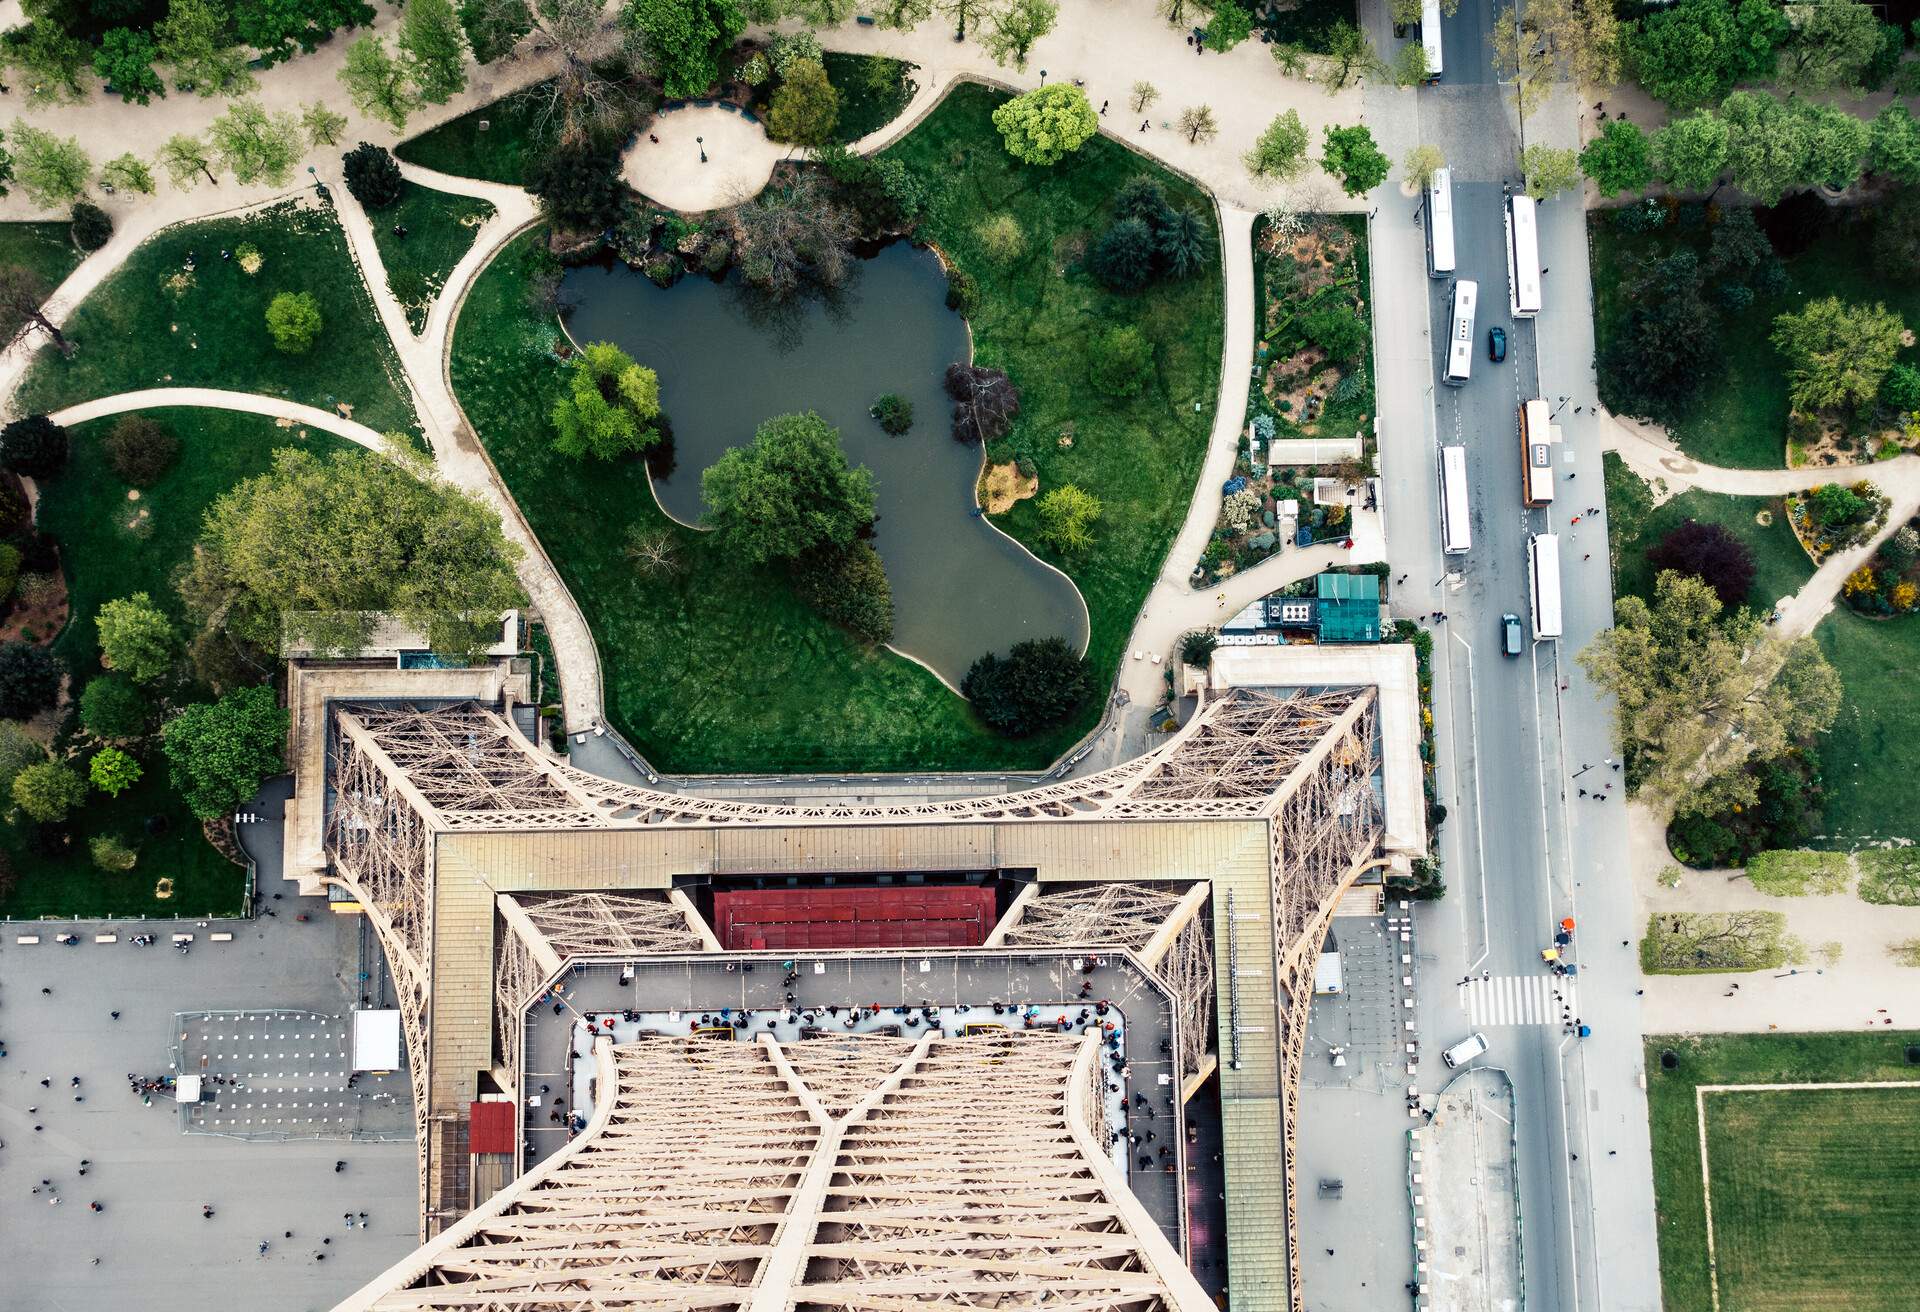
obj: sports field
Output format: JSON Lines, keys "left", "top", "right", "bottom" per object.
{"left": 1647, "top": 1033, "right": 1920, "bottom": 1312}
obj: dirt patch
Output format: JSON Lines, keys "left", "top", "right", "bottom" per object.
{"left": 978, "top": 460, "right": 1037, "bottom": 514}
{"left": 0, "top": 568, "right": 68, "bottom": 646}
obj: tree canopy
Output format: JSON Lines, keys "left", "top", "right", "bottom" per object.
{"left": 962, "top": 637, "right": 1092, "bottom": 735}
{"left": 96, "top": 592, "right": 176, "bottom": 683}
{"left": 1244, "top": 109, "right": 1309, "bottom": 183}
{"left": 766, "top": 57, "right": 840, "bottom": 146}
{"left": 1580, "top": 118, "right": 1652, "bottom": 196}
{"left": 161, "top": 685, "right": 290, "bottom": 820}
{"left": 551, "top": 341, "right": 662, "bottom": 459}
{"left": 701, "top": 412, "right": 876, "bottom": 565}
{"left": 982, "top": 0, "right": 1057, "bottom": 68}
{"left": 991, "top": 84, "right": 1098, "bottom": 165}
{"left": 624, "top": 0, "right": 743, "bottom": 99}
{"left": 1652, "top": 110, "right": 1730, "bottom": 191}
{"left": 1770, "top": 296, "right": 1906, "bottom": 414}
{"left": 1320, "top": 124, "right": 1390, "bottom": 196}
{"left": 1647, "top": 518, "right": 1756, "bottom": 608}
{"left": 1629, "top": 0, "right": 1785, "bottom": 107}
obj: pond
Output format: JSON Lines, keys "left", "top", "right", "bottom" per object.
{"left": 561, "top": 242, "right": 1088, "bottom": 687}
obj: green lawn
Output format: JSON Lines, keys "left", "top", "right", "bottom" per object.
{"left": 0, "top": 409, "right": 358, "bottom": 920}
{"left": 369, "top": 180, "right": 495, "bottom": 333}
{"left": 396, "top": 87, "right": 551, "bottom": 185}
{"left": 450, "top": 83, "right": 1221, "bottom": 772}
{"left": 1815, "top": 609, "right": 1920, "bottom": 847}
{"left": 0, "top": 221, "right": 83, "bottom": 340}
{"left": 823, "top": 52, "right": 918, "bottom": 143}
{"left": 1603, "top": 458, "right": 1814, "bottom": 612}
{"left": 1645, "top": 1031, "right": 1920, "bottom": 1312}
{"left": 16, "top": 202, "right": 416, "bottom": 435}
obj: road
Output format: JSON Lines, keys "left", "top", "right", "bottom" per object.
{"left": 1365, "top": 3, "right": 1664, "bottom": 1310}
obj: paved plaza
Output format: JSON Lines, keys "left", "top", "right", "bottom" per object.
{"left": 175, "top": 1010, "right": 410, "bottom": 1141}
{"left": 0, "top": 907, "right": 418, "bottom": 1311}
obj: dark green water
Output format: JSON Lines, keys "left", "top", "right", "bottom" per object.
{"left": 561, "top": 243, "right": 1088, "bottom": 686}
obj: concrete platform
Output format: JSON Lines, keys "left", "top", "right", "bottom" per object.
{"left": 1416, "top": 1067, "right": 1524, "bottom": 1312}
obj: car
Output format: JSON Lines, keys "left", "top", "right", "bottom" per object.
{"left": 1442, "top": 1032, "right": 1490, "bottom": 1068}
{"left": 1487, "top": 325, "right": 1508, "bottom": 363}
{"left": 1501, "top": 613, "right": 1523, "bottom": 657}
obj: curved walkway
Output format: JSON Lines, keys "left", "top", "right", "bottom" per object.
{"left": 48, "top": 387, "right": 391, "bottom": 451}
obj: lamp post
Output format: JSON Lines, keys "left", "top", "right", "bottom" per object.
{"left": 697, "top": 136, "right": 707, "bottom": 164}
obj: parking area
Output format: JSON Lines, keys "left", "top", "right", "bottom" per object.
{"left": 0, "top": 904, "right": 419, "bottom": 1311}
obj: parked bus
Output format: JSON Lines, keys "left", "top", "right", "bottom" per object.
{"left": 1444, "top": 279, "right": 1477, "bottom": 385}
{"left": 1505, "top": 193, "right": 1542, "bottom": 318}
{"left": 1425, "top": 167, "right": 1456, "bottom": 279}
{"left": 1420, "top": 0, "right": 1444, "bottom": 81}
{"left": 1439, "top": 444, "right": 1471, "bottom": 554}
{"left": 1518, "top": 398, "right": 1557, "bottom": 507}
{"left": 1528, "top": 532, "right": 1562, "bottom": 640}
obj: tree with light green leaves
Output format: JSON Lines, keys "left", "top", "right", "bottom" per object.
{"left": 159, "top": 133, "right": 219, "bottom": 188}
{"left": 13, "top": 758, "right": 86, "bottom": 822}
{"left": 265, "top": 291, "right": 323, "bottom": 353}
{"left": 1038, "top": 484, "right": 1103, "bottom": 553}
{"left": 1320, "top": 124, "right": 1390, "bottom": 196}
{"left": 101, "top": 153, "right": 156, "bottom": 195}
{"left": 873, "top": 0, "right": 932, "bottom": 27}
{"left": 302, "top": 102, "right": 349, "bottom": 148}
{"left": 1870, "top": 103, "right": 1920, "bottom": 183}
{"left": 1317, "top": 20, "right": 1379, "bottom": 90}
{"left": 551, "top": 341, "right": 662, "bottom": 460}
{"left": 1771, "top": 296, "right": 1905, "bottom": 414}
{"left": 1776, "top": 0, "right": 1884, "bottom": 92}
{"left": 1522, "top": 143, "right": 1580, "bottom": 200}
{"left": 208, "top": 101, "right": 304, "bottom": 187}
{"left": 89, "top": 747, "right": 142, "bottom": 798}
{"left": 623, "top": 0, "right": 744, "bottom": 99}
{"left": 400, "top": 0, "right": 470, "bottom": 103}
{"left": 1651, "top": 111, "right": 1729, "bottom": 192}
{"left": 788, "top": 0, "right": 856, "bottom": 24}
{"left": 340, "top": 34, "right": 422, "bottom": 130}
{"left": 702, "top": 412, "right": 876, "bottom": 565}
{"left": 1244, "top": 110, "right": 1309, "bottom": 183}
{"left": 5, "top": 16, "right": 90, "bottom": 105}
{"left": 1178, "top": 104, "right": 1218, "bottom": 144}
{"left": 1402, "top": 143, "right": 1445, "bottom": 190}
{"left": 766, "top": 58, "right": 840, "bottom": 146}
{"left": 156, "top": 0, "right": 256, "bottom": 97}
{"left": 991, "top": 84, "right": 1098, "bottom": 165}
{"left": 1795, "top": 98, "right": 1867, "bottom": 188}
{"left": 8, "top": 122, "right": 90, "bottom": 207}
{"left": 982, "top": 0, "right": 1057, "bottom": 69}
{"left": 1203, "top": 0, "right": 1253, "bottom": 51}
{"left": 1579, "top": 118, "right": 1651, "bottom": 196}
{"left": 96, "top": 593, "right": 175, "bottom": 683}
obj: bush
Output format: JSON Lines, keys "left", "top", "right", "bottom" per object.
{"left": 1037, "top": 484, "right": 1103, "bottom": 553}
{"left": 0, "top": 720, "right": 45, "bottom": 796}
{"left": 1646, "top": 517, "right": 1756, "bottom": 608}
{"left": 265, "top": 291, "right": 323, "bottom": 353}
{"left": 1179, "top": 628, "right": 1218, "bottom": 666}
{"left": 528, "top": 139, "right": 625, "bottom": 231}
{"left": 869, "top": 393, "right": 913, "bottom": 435}
{"left": 13, "top": 759, "right": 87, "bottom": 822}
{"left": 80, "top": 674, "right": 151, "bottom": 739}
{"left": 944, "top": 265, "right": 979, "bottom": 316}
{"left": 96, "top": 592, "right": 176, "bottom": 683}
{"left": 1881, "top": 525, "right": 1920, "bottom": 570}
{"left": 89, "top": 833, "right": 138, "bottom": 872}
{"left": 89, "top": 745, "right": 142, "bottom": 797}
{"left": 0, "top": 415, "right": 71, "bottom": 479}
{"left": 1882, "top": 362, "right": 1920, "bottom": 414}
{"left": 0, "top": 641, "right": 59, "bottom": 719}
{"left": 1301, "top": 305, "right": 1368, "bottom": 363}
{"left": 1811, "top": 482, "right": 1867, "bottom": 526}
{"left": 104, "top": 415, "right": 181, "bottom": 487}
{"left": 1087, "top": 325, "right": 1153, "bottom": 398}
{"left": 70, "top": 201, "right": 113, "bottom": 252}
{"left": 789, "top": 540, "right": 893, "bottom": 644}
{"left": 975, "top": 212, "right": 1025, "bottom": 264}
{"left": 962, "top": 636, "right": 1092, "bottom": 736}
{"left": 160, "top": 685, "right": 290, "bottom": 820}
{"left": 342, "top": 142, "right": 404, "bottom": 209}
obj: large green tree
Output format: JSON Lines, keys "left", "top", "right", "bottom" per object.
{"left": 1870, "top": 103, "right": 1920, "bottom": 184}
{"left": 156, "top": 0, "right": 255, "bottom": 97}
{"left": 3, "top": 15, "right": 90, "bottom": 105}
{"left": 1776, "top": 0, "right": 1883, "bottom": 91}
{"left": 1320, "top": 124, "right": 1390, "bottom": 196}
{"left": 1720, "top": 90, "right": 1807, "bottom": 203}
{"left": 962, "top": 637, "right": 1091, "bottom": 735}
{"left": 1770, "top": 296, "right": 1906, "bottom": 414}
{"left": 1244, "top": 109, "right": 1309, "bottom": 183}
{"left": 181, "top": 447, "right": 526, "bottom": 660}
{"left": 400, "top": 0, "right": 470, "bottom": 103}
{"left": 701, "top": 411, "right": 876, "bottom": 565}
{"left": 96, "top": 592, "right": 176, "bottom": 683}
{"left": 93, "top": 27, "right": 166, "bottom": 104}
{"left": 991, "top": 83, "right": 1097, "bottom": 165}
{"left": 1522, "top": 143, "right": 1580, "bottom": 199}
{"left": 1652, "top": 110, "right": 1729, "bottom": 190}
{"left": 551, "top": 341, "right": 661, "bottom": 459}
{"left": 8, "top": 122, "right": 90, "bottom": 207}
{"left": 765, "top": 57, "right": 839, "bottom": 146}
{"left": 1629, "top": 0, "right": 1785, "bottom": 106}
{"left": 1580, "top": 118, "right": 1652, "bottom": 196}
{"left": 234, "top": 0, "right": 378, "bottom": 67}
{"left": 13, "top": 759, "right": 85, "bottom": 822}
{"left": 340, "top": 33, "right": 421, "bottom": 130}
{"left": 208, "top": 100, "right": 304, "bottom": 186}
{"left": 624, "top": 0, "right": 743, "bottom": 99}
{"left": 160, "top": 686, "right": 289, "bottom": 820}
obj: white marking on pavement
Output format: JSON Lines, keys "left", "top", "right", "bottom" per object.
{"left": 1457, "top": 974, "right": 1580, "bottom": 1027}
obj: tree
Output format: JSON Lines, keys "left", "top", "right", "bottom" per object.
{"left": 983, "top": 0, "right": 1056, "bottom": 68}
{"left": 461, "top": 0, "right": 639, "bottom": 143}
{"left": 401, "top": 0, "right": 470, "bottom": 103}
{"left": 156, "top": 0, "right": 255, "bottom": 97}
{"left": 90, "top": 834, "right": 138, "bottom": 871}
{"left": 182, "top": 447, "right": 525, "bottom": 659}
{"left": 1130, "top": 80, "right": 1159, "bottom": 114}
{"left": 874, "top": 0, "right": 933, "bottom": 29}
{"left": 302, "top": 101, "right": 349, "bottom": 148}
{"left": 1177, "top": 104, "right": 1218, "bottom": 146}
{"left": 1580, "top": 118, "right": 1652, "bottom": 196}
{"left": 1647, "top": 518, "right": 1756, "bottom": 607}
{"left": 0, "top": 414, "right": 68, "bottom": 478}
{"left": 1706, "top": 206, "right": 1785, "bottom": 299}
{"left": 1402, "top": 143, "right": 1445, "bottom": 190}
{"left": 9, "top": 122, "right": 90, "bottom": 207}
{"left": 1630, "top": 0, "right": 1784, "bottom": 107}
{"left": 342, "top": 142, "right": 405, "bottom": 208}
{"left": 1652, "top": 110, "right": 1729, "bottom": 191}
{"left": 13, "top": 759, "right": 86, "bottom": 822}
{"left": 340, "top": 34, "right": 421, "bottom": 131}
{"left": 89, "top": 746, "right": 142, "bottom": 798}
{"left": 1523, "top": 143, "right": 1580, "bottom": 199}
{"left": 1245, "top": 109, "right": 1309, "bottom": 183}
{"left": 869, "top": 393, "right": 914, "bottom": 434}
{"left": 0, "top": 721, "right": 43, "bottom": 797}
{"left": 962, "top": 636, "right": 1091, "bottom": 735}
{"left": 1870, "top": 104, "right": 1920, "bottom": 184}
{"left": 4, "top": 16, "right": 90, "bottom": 105}
{"left": 1179, "top": 627, "right": 1219, "bottom": 666}
{"left": 551, "top": 340, "right": 662, "bottom": 459}
{"left": 70, "top": 201, "right": 111, "bottom": 252}
{"left": 788, "top": 0, "right": 856, "bottom": 24}
{"left": 1303, "top": 305, "right": 1368, "bottom": 362}
{"left": 790, "top": 540, "right": 893, "bottom": 643}
{"left": 701, "top": 411, "right": 875, "bottom": 565}
{"left": 100, "top": 153, "right": 155, "bottom": 195}
{"left": 766, "top": 57, "right": 840, "bottom": 146}
{"left": 937, "top": 0, "right": 992, "bottom": 40}
{"left": 80, "top": 674, "right": 151, "bottom": 740}
{"left": 1392, "top": 40, "right": 1431, "bottom": 86}
{"left": 1809, "top": 481, "right": 1867, "bottom": 526}
{"left": 1578, "top": 570, "right": 1841, "bottom": 813}
{"left": 975, "top": 213, "right": 1025, "bottom": 264}
{"left": 1500, "top": 0, "right": 1623, "bottom": 100}
{"left": 96, "top": 592, "right": 175, "bottom": 683}
{"left": 1796, "top": 98, "right": 1868, "bottom": 188}
{"left": 94, "top": 26, "right": 166, "bottom": 105}
{"left": 1880, "top": 361, "right": 1920, "bottom": 413}
{"left": 265, "top": 291, "right": 323, "bottom": 354}
{"left": 158, "top": 133, "right": 219, "bottom": 189}
{"left": 1090, "top": 216, "right": 1157, "bottom": 292}
{"left": 624, "top": 0, "right": 743, "bottom": 99}
{"left": 209, "top": 101, "right": 303, "bottom": 187}
{"left": 0, "top": 267, "right": 70, "bottom": 356}
{"left": 1770, "top": 296, "right": 1905, "bottom": 414}
{"left": 1037, "top": 484, "right": 1103, "bottom": 553}
{"left": 1317, "top": 20, "right": 1378, "bottom": 90}
{"left": 1204, "top": 0, "right": 1252, "bottom": 50}
{"left": 992, "top": 84, "right": 1098, "bottom": 165}
{"left": 1777, "top": 0, "right": 1883, "bottom": 91}
{"left": 734, "top": 170, "right": 860, "bottom": 301}
{"left": 945, "top": 362, "right": 1021, "bottom": 444}
{"left": 528, "top": 139, "right": 626, "bottom": 229}
{"left": 622, "top": 525, "right": 680, "bottom": 576}
{"left": 1087, "top": 325, "right": 1152, "bottom": 398}
{"left": 1598, "top": 249, "right": 1720, "bottom": 422}
{"left": 1320, "top": 124, "right": 1390, "bottom": 196}
{"left": 0, "top": 642, "right": 59, "bottom": 719}
{"left": 232, "top": 0, "right": 378, "bottom": 66}
{"left": 1156, "top": 204, "right": 1212, "bottom": 280}
{"left": 160, "top": 686, "right": 289, "bottom": 820}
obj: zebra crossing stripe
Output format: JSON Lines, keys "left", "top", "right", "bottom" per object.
{"left": 1455, "top": 974, "right": 1580, "bottom": 1027}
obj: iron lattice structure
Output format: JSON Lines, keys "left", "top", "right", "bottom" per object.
{"left": 338, "top": 1031, "right": 1212, "bottom": 1312}
{"left": 321, "top": 687, "right": 1383, "bottom": 1312}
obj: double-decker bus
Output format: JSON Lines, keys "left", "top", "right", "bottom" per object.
{"left": 1426, "top": 167, "right": 1455, "bottom": 278}
{"left": 1439, "top": 444, "right": 1471, "bottom": 554}
{"left": 1528, "top": 532, "right": 1562, "bottom": 640}
{"left": 1519, "top": 398, "right": 1557, "bottom": 507}
{"left": 1505, "top": 193, "right": 1542, "bottom": 318}
{"left": 1420, "top": 0, "right": 1444, "bottom": 81}
{"left": 1443, "top": 279, "right": 1477, "bottom": 385}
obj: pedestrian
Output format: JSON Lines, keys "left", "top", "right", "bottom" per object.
{"left": 1571, "top": 515, "right": 1582, "bottom": 525}
{"left": 1140, "top": 119, "right": 1149, "bottom": 132}
{"left": 40, "top": 988, "right": 50, "bottom": 996}
{"left": 1100, "top": 99, "right": 1109, "bottom": 115}
{"left": 110, "top": 1012, "right": 119, "bottom": 1021}
{"left": 1583, "top": 553, "right": 1590, "bottom": 560}
{"left": 1578, "top": 788, "right": 1587, "bottom": 797}
{"left": 1541, "top": 267, "right": 1550, "bottom": 276}
{"left": 648, "top": 133, "right": 659, "bottom": 144}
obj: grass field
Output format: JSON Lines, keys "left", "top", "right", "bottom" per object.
{"left": 397, "top": 87, "right": 550, "bottom": 185}
{"left": 0, "top": 409, "right": 357, "bottom": 920}
{"left": 0, "top": 221, "right": 83, "bottom": 340}
{"left": 1602, "top": 457, "right": 1814, "bottom": 612}
{"left": 1646, "top": 1031, "right": 1920, "bottom": 1312}
{"left": 1814, "top": 609, "right": 1920, "bottom": 847}
{"left": 15, "top": 201, "right": 417, "bottom": 436}
{"left": 369, "top": 181, "right": 495, "bottom": 333}
{"left": 450, "top": 83, "right": 1221, "bottom": 772}
{"left": 823, "top": 52, "right": 918, "bottom": 143}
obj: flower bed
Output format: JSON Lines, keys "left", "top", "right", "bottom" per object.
{"left": 1784, "top": 480, "right": 1888, "bottom": 563}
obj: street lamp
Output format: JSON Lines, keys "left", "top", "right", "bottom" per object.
{"left": 697, "top": 136, "right": 707, "bottom": 164}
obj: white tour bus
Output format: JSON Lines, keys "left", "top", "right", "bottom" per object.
{"left": 1426, "top": 167, "right": 1456, "bottom": 279}
{"left": 1505, "top": 193, "right": 1542, "bottom": 319}
{"left": 1439, "top": 444, "right": 1471, "bottom": 554}
{"left": 1444, "top": 279, "right": 1477, "bottom": 386}
{"left": 1420, "top": 0, "right": 1444, "bottom": 81}
{"left": 1528, "top": 532, "right": 1563, "bottom": 640}
{"left": 1519, "top": 398, "right": 1557, "bottom": 507}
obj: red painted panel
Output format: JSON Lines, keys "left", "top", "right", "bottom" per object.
{"left": 712, "top": 886, "right": 996, "bottom": 951}
{"left": 468, "top": 1101, "right": 515, "bottom": 1155}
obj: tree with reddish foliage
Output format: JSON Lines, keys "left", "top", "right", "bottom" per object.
{"left": 1647, "top": 517, "right": 1756, "bottom": 608}
{"left": 945, "top": 363, "right": 1021, "bottom": 445}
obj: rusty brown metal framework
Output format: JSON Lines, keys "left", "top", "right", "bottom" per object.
{"left": 337, "top": 1031, "right": 1213, "bottom": 1312}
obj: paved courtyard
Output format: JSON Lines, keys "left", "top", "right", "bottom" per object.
{"left": 176, "top": 1010, "right": 410, "bottom": 1141}
{"left": 0, "top": 905, "right": 418, "bottom": 1311}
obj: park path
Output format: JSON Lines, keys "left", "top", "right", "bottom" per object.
{"left": 47, "top": 387, "right": 390, "bottom": 451}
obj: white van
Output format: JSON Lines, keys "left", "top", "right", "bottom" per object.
{"left": 1442, "top": 1032, "right": 1489, "bottom": 1068}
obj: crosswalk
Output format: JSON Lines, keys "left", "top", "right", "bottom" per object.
{"left": 1456, "top": 974, "right": 1581, "bottom": 1028}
